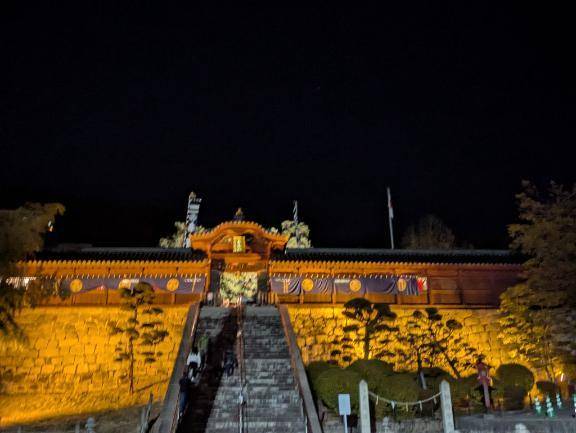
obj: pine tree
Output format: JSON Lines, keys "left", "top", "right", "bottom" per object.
{"left": 499, "top": 181, "right": 576, "bottom": 379}
{"left": 159, "top": 221, "right": 208, "bottom": 247}
{"left": 109, "top": 282, "right": 168, "bottom": 394}
{"left": 281, "top": 220, "right": 312, "bottom": 248}
{"left": 219, "top": 272, "right": 258, "bottom": 301}
{"left": 396, "top": 310, "right": 434, "bottom": 388}
{"left": 401, "top": 308, "right": 478, "bottom": 379}
{"left": 340, "top": 298, "right": 397, "bottom": 361}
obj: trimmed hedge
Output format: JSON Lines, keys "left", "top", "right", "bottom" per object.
{"left": 536, "top": 381, "right": 558, "bottom": 396}
{"left": 315, "top": 367, "right": 362, "bottom": 414}
{"left": 372, "top": 373, "right": 420, "bottom": 420}
{"left": 495, "top": 364, "right": 534, "bottom": 392}
{"left": 562, "top": 363, "right": 576, "bottom": 382}
{"left": 449, "top": 375, "right": 484, "bottom": 414}
{"left": 421, "top": 367, "right": 453, "bottom": 392}
{"left": 417, "top": 388, "right": 440, "bottom": 416}
{"left": 306, "top": 361, "right": 337, "bottom": 389}
{"left": 493, "top": 364, "right": 534, "bottom": 410}
{"left": 347, "top": 359, "right": 394, "bottom": 386}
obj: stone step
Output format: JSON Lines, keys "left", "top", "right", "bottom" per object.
{"left": 245, "top": 372, "right": 295, "bottom": 380}
{"left": 245, "top": 420, "right": 306, "bottom": 429}
{"left": 193, "top": 418, "right": 306, "bottom": 430}
{"left": 179, "top": 306, "right": 306, "bottom": 433}
{"left": 246, "top": 378, "right": 295, "bottom": 387}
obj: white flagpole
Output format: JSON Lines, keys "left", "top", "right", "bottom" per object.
{"left": 387, "top": 187, "right": 395, "bottom": 249}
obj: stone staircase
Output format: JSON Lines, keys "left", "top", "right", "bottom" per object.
{"left": 242, "top": 306, "right": 306, "bottom": 433}
{"left": 178, "top": 307, "right": 241, "bottom": 433}
{"left": 177, "top": 306, "right": 306, "bottom": 433}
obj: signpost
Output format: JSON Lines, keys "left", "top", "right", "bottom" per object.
{"left": 338, "top": 394, "right": 351, "bottom": 433}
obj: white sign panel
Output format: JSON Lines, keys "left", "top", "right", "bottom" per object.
{"left": 338, "top": 393, "right": 351, "bottom": 416}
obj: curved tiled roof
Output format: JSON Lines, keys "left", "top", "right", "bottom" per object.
{"left": 189, "top": 220, "right": 288, "bottom": 241}
{"left": 271, "top": 248, "right": 523, "bottom": 265}
{"left": 32, "top": 246, "right": 522, "bottom": 265}
{"left": 35, "top": 247, "right": 206, "bottom": 262}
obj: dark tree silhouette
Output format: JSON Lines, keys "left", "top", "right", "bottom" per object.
{"left": 401, "top": 214, "right": 457, "bottom": 249}
{"left": 341, "top": 298, "right": 397, "bottom": 360}
{"left": 0, "top": 203, "right": 65, "bottom": 336}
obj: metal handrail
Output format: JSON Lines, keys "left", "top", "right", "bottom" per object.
{"left": 236, "top": 304, "right": 246, "bottom": 433}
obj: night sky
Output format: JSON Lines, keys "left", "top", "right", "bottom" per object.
{"left": 1, "top": 4, "right": 574, "bottom": 249}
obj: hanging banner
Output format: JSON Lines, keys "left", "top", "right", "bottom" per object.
{"left": 61, "top": 278, "right": 109, "bottom": 294}
{"left": 363, "top": 276, "right": 397, "bottom": 294}
{"left": 61, "top": 275, "right": 206, "bottom": 295}
{"left": 392, "top": 276, "right": 420, "bottom": 295}
{"left": 270, "top": 274, "right": 301, "bottom": 295}
{"left": 300, "top": 276, "right": 333, "bottom": 294}
{"left": 269, "top": 274, "right": 428, "bottom": 296}
{"left": 334, "top": 276, "right": 427, "bottom": 296}
{"left": 334, "top": 277, "right": 366, "bottom": 295}
{"left": 416, "top": 276, "right": 428, "bottom": 293}
{"left": 140, "top": 276, "right": 206, "bottom": 294}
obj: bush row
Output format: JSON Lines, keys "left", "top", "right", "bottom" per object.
{"left": 307, "top": 360, "right": 539, "bottom": 418}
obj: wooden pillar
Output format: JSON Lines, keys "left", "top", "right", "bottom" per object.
{"left": 457, "top": 269, "right": 464, "bottom": 304}
{"left": 393, "top": 267, "right": 400, "bottom": 305}
{"left": 425, "top": 269, "right": 431, "bottom": 304}
{"left": 298, "top": 265, "right": 304, "bottom": 304}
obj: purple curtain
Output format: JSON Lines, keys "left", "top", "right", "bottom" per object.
{"left": 61, "top": 276, "right": 206, "bottom": 294}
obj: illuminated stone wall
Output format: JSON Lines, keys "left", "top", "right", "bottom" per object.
{"left": 288, "top": 305, "right": 516, "bottom": 375}
{"left": 0, "top": 306, "right": 188, "bottom": 427}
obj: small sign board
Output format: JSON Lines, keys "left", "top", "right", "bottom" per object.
{"left": 338, "top": 394, "right": 351, "bottom": 416}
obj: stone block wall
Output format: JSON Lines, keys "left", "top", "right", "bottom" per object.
{"left": 288, "top": 305, "right": 517, "bottom": 375}
{"left": 0, "top": 305, "right": 188, "bottom": 427}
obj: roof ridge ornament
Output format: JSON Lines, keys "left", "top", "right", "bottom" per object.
{"left": 233, "top": 207, "right": 245, "bottom": 221}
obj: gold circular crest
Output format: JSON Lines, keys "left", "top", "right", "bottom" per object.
{"left": 301, "top": 278, "right": 314, "bottom": 292}
{"left": 118, "top": 279, "right": 132, "bottom": 289}
{"left": 166, "top": 278, "right": 180, "bottom": 292}
{"left": 397, "top": 278, "right": 407, "bottom": 292}
{"left": 70, "top": 279, "right": 83, "bottom": 293}
{"left": 349, "top": 279, "right": 362, "bottom": 292}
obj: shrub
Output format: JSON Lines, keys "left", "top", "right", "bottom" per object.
{"left": 307, "top": 361, "right": 337, "bottom": 389}
{"left": 416, "top": 388, "right": 440, "bottom": 417}
{"left": 561, "top": 363, "right": 576, "bottom": 382}
{"left": 536, "top": 381, "right": 558, "bottom": 397}
{"left": 372, "top": 373, "right": 420, "bottom": 420}
{"left": 315, "top": 367, "right": 362, "bottom": 414}
{"left": 500, "top": 385, "right": 527, "bottom": 410}
{"left": 495, "top": 364, "right": 534, "bottom": 392}
{"left": 450, "top": 375, "right": 484, "bottom": 414}
{"left": 494, "top": 364, "right": 534, "bottom": 410}
{"left": 347, "top": 359, "right": 394, "bottom": 387}
{"left": 421, "top": 367, "right": 453, "bottom": 392}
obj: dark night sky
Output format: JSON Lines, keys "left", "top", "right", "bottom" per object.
{"left": 1, "top": 4, "right": 574, "bottom": 249}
